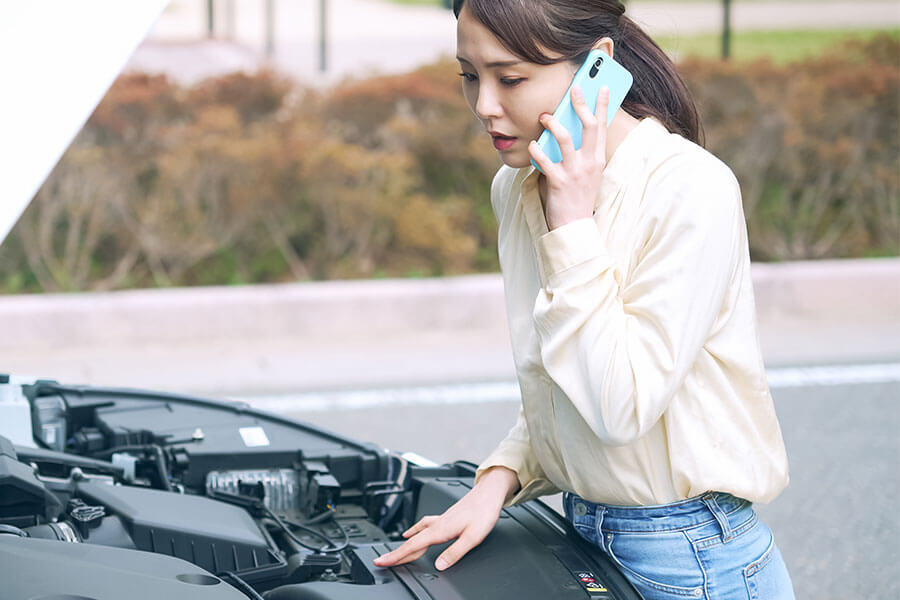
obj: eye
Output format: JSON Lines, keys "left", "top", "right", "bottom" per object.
{"left": 500, "top": 78, "right": 525, "bottom": 87}
{"left": 457, "top": 72, "right": 477, "bottom": 83}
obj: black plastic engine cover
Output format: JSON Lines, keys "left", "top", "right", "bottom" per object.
{"left": 75, "top": 479, "right": 284, "bottom": 579}
{"left": 267, "top": 475, "right": 640, "bottom": 600}
{"left": 0, "top": 435, "right": 62, "bottom": 525}
{"left": 0, "top": 535, "right": 247, "bottom": 600}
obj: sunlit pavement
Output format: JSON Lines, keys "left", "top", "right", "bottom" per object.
{"left": 130, "top": 0, "right": 900, "bottom": 86}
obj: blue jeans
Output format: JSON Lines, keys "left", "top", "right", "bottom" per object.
{"left": 563, "top": 491, "right": 795, "bottom": 600}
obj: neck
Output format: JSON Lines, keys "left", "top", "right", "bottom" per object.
{"left": 605, "top": 110, "right": 642, "bottom": 164}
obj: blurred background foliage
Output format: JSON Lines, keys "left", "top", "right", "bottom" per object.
{"left": 1, "top": 34, "right": 897, "bottom": 293}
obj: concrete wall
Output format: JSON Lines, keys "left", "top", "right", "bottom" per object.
{"left": 1, "top": 258, "right": 897, "bottom": 396}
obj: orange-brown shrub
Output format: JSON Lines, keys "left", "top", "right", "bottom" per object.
{"left": 680, "top": 34, "right": 899, "bottom": 260}
{"left": 2, "top": 35, "right": 896, "bottom": 293}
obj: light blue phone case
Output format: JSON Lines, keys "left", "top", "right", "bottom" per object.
{"left": 531, "top": 49, "right": 633, "bottom": 173}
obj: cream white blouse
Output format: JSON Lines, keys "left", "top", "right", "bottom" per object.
{"left": 475, "top": 117, "right": 790, "bottom": 507}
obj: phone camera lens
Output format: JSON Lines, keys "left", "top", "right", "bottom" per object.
{"left": 595, "top": 57, "right": 604, "bottom": 67}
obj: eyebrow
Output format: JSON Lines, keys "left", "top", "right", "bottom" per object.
{"left": 456, "top": 56, "right": 524, "bottom": 68}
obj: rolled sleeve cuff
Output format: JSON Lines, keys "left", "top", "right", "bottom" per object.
{"left": 475, "top": 443, "right": 560, "bottom": 507}
{"left": 535, "top": 217, "right": 608, "bottom": 287}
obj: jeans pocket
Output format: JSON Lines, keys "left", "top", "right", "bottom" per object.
{"left": 742, "top": 530, "right": 795, "bottom": 600}
{"left": 606, "top": 531, "right": 706, "bottom": 598}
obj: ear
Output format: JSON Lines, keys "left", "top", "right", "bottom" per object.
{"left": 591, "top": 37, "right": 615, "bottom": 58}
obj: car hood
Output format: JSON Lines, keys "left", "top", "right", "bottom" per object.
{"left": 0, "top": 0, "right": 169, "bottom": 246}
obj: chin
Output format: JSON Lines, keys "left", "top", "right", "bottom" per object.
{"left": 498, "top": 151, "right": 532, "bottom": 169}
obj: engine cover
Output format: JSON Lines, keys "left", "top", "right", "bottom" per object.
{"left": 75, "top": 479, "right": 284, "bottom": 578}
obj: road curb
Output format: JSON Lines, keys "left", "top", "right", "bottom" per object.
{"left": 0, "top": 258, "right": 897, "bottom": 393}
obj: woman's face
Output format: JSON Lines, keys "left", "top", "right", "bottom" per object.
{"left": 456, "top": 4, "right": 578, "bottom": 168}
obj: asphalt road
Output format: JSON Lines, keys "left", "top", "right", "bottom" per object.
{"left": 273, "top": 378, "right": 900, "bottom": 600}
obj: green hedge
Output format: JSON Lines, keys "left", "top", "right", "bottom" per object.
{"left": 2, "top": 34, "right": 896, "bottom": 293}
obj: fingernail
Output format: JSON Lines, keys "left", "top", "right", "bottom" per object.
{"left": 601, "top": 86, "right": 610, "bottom": 96}
{"left": 571, "top": 86, "right": 582, "bottom": 97}
{"left": 435, "top": 558, "right": 449, "bottom": 571}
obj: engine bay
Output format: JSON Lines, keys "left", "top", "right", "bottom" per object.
{"left": 0, "top": 377, "right": 640, "bottom": 600}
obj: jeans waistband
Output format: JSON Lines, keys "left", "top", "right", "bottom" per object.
{"left": 564, "top": 491, "right": 751, "bottom": 537}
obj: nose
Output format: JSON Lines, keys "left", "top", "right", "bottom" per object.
{"left": 474, "top": 82, "right": 502, "bottom": 121}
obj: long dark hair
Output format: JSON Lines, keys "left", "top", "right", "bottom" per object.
{"left": 452, "top": 0, "right": 704, "bottom": 146}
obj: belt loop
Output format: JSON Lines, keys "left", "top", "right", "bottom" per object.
{"left": 595, "top": 505, "right": 608, "bottom": 550}
{"left": 701, "top": 492, "right": 733, "bottom": 542}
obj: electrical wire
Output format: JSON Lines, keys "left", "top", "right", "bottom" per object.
{"left": 282, "top": 511, "right": 349, "bottom": 551}
{"left": 0, "top": 525, "right": 27, "bottom": 537}
{"left": 303, "top": 507, "right": 337, "bottom": 525}
{"left": 263, "top": 504, "right": 350, "bottom": 554}
{"left": 268, "top": 507, "right": 349, "bottom": 554}
{"left": 203, "top": 488, "right": 346, "bottom": 553}
{"left": 219, "top": 571, "right": 265, "bottom": 600}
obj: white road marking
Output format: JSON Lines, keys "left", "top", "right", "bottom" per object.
{"left": 235, "top": 362, "right": 900, "bottom": 413}
{"left": 765, "top": 362, "right": 900, "bottom": 388}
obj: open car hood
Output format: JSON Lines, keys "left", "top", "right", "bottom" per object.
{"left": 0, "top": 0, "right": 169, "bottom": 245}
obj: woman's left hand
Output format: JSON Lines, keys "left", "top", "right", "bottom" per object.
{"left": 528, "top": 85, "right": 610, "bottom": 231}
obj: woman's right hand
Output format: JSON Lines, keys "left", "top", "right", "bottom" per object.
{"left": 372, "top": 466, "right": 520, "bottom": 571}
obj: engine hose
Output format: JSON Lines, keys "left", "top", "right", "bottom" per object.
{"left": 219, "top": 571, "right": 265, "bottom": 600}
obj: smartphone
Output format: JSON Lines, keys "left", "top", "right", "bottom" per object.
{"left": 531, "top": 49, "right": 633, "bottom": 173}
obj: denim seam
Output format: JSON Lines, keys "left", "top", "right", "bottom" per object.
{"left": 742, "top": 534, "right": 776, "bottom": 600}
{"left": 601, "top": 500, "right": 751, "bottom": 534}
{"left": 693, "top": 512, "right": 758, "bottom": 550}
{"left": 590, "top": 490, "right": 731, "bottom": 511}
{"left": 606, "top": 532, "right": 705, "bottom": 597}
{"left": 594, "top": 506, "right": 606, "bottom": 549}
{"left": 686, "top": 529, "right": 711, "bottom": 600}
{"left": 743, "top": 534, "right": 775, "bottom": 578}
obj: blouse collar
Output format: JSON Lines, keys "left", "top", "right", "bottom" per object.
{"left": 518, "top": 116, "right": 668, "bottom": 211}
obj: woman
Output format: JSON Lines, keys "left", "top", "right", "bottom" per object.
{"left": 374, "top": 1, "right": 794, "bottom": 598}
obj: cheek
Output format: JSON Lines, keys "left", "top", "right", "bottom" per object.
{"left": 513, "top": 104, "right": 546, "bottom": 140}
{"left": 462, "top": 85, "right": 478, "bottom": 117}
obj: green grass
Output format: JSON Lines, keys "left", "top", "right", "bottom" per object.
{"left": 657, "top": 28, "right": 899, "bottom": 63}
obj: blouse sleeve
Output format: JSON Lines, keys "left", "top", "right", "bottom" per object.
{"left": 531, "top": 154, "right": 744, "bottom": 446}
{"left": 475, "top": 405, "right": 561, "bottom": 506}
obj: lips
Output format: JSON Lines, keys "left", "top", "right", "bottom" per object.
{"left": 490, "top": 132, "right": 517, "bottom": 151}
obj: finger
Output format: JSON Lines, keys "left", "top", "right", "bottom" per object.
{"left": 403, "top": 515, "right": 438, "bottom": 538}
{"left": 373, "top": 534, "right": 433, "bottom": 566}
{"left": 376, "top": 545, "right": 429, "bottom": 567}
{"left": 434, "top": 532, "right": 478, "bottom": 571}
{"left": 571, "top": 85, "right": 599, "bottom": 154}
{"left": 375, "top": 526, "right": 451, "bottom": 567}
{"left": 594, "top": 86, "right": 610, "bottom": 160}
{"left": 594, "top": 85, "right": 610, "bottom": 125}
{"left": 528, "top": 140, "right": 559, "bottom": 179}
{"left": 539, "top": 112, "right": 575, "bottom": 162}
